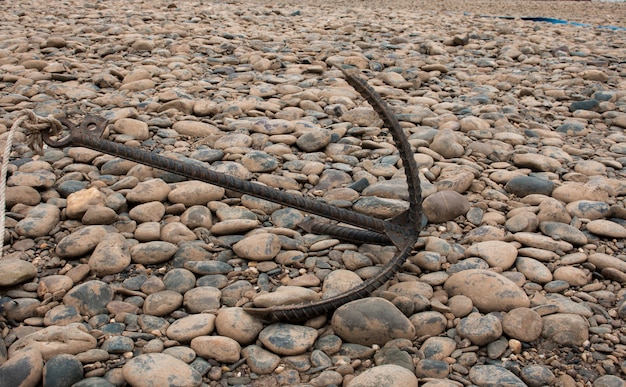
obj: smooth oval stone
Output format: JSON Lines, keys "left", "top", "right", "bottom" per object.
{"left": 65, "top": 187, "right": 106, "bottom": 219}
{"left": 593, "top": 375, "right": 626, "bottom": 387}
{"left": 211, "top": 219, "right": 259, "bottom": 235}
{"left": 9, "top": 324, "right": 97, "bottom": 360}
{"left": 270, "top": 208, "right": 305, "bottom": 229}
{"left": 469, "top": 365, "right": 526, "bottom": 387}
{"left": 586, "top": 219, "right": 626, "bottom": 238}
{"left": 7, "top": 170, "right": 56, "bottom": 188}
{"left": 457, "top": 312, "right": 503, "bottom": 346}
{"left": 241, "top": 345, "right": 281, "bottom": 375}
{"left": 321, "top": 269, "right": 363, "bottom": 299}
{"left": 56, "top": 225, "right": 118, "bottom": 258}
{"left": 512, "top": 153, "right": 561, "bottom": 172}
{"left": 135, "top": 222, "right": 161, "bottom": 242}
{"left": 541, "top": 313, "right": 589, "bottom": 346}
{"left": 252, "top": 286, "right": 321, "bottom": 308}
{"left": 5, "top": 185, "right": 41, "bottom": 207}
{"left": 129, "top": 201, "right": 165, "bottom": 223}
{"left": 552, "top": 183, "right": 608, "bottom": 203}
{"left": 537, "top": 198, "right": 572, "bottom": 224}
{"left": 515, "top": 257, "right": 553, "bottom": 284}
{"left": 331, "top": 297, "right": 416, "bottom": 346}
{"left": 444, "top": 269, "right": 530, "bottom": 312}
{"left": 259, "top": 323, "right": 318, "bottom": 356}
{"left": 241, "top": 151, "right": 279, "bottom": 172}
{"left": 574, "top": 160, "right": 606, "bottom": 176}
{"left": 0, "top": 347, "right": 43, "bottom": 387}
{"left": 130, "top": 241, "right": 178, "bottom": 265}
{"left": 465, "top": 241, "right": 517, "bottom": 270}
{"left": 505, "top": 212, "right": 539, "bottom": 233}
{"left": 3, "top": 298, "right": 40, "bottom": 321}
{"left": 552, "top": 266, "right": 588, "bottom": 286}
{"left": 183, "top": 286, "right": 221, "bottom": 313}
{"left": 126, "top": 178, "right": 171, "bottom": 203}
{"left": 347, "top": 364, "right": 418, "bottom": 387}
{"left": 422, "top": 190, "right": 470, "bottom": 223}
{"left": 89, "top": 233, "right": 131, "bottom": 276}
{"left": 180, "top": 205, "right": 213, "bottom": 229}
{"left": 415, "top": 358, "right": 449, "bottom": 379}
{"left": 544, "top": 280, "right": 571, "bottom": 293}
{"left": 168, "top": 181, "right": 225, "bottom": 206}
{"left": 353, "top": 196, "right": 409, "bottom": 219}
{"left": 502, "top": 307, "right": 543, "bottom": 342}
{"left": 63, "top": 280, "right": 113, "bottom": 317}
{"left": 296, "top": 128, "right": 332, "bottom": 152}
{"left": 122, "top": 353, "right": 201, "bottom": 387}
{"left": 250, "top": 119, "right": 294, "bottom": 135}
{"left": 232, "top": 233, "right": 282, "bottom": 261}
{"left": 556, "top": 122, "right": 586, "bottom": 136}
{"left": 162, "top": 268, "right": 196, "bottom": 294}
{"left": 171, "top": 120, "right": 220, "bottom": 137}
{"left": 37, "top": 275, "right": 74, "bottom": 297}
{"left": 82, "top": 206, "right": 118, "bottom": 225}
{"left": 101, "top": 336, "right": 134, "bottom": 354}
{"left": 588, "top": 253, "right": 626, "bottom": 273}
{"left": 539, "top": 221, "right": 588, "bottom": 245}
{"left": 513, "top": 232, "right": 573, "bottom": 252}
{"left": 57, "top": 180, "right": 90, "bottom": 197}
{"left": 215, "top": 307, "right": 264, "bottom": 345}
{"left": 143, "top": 290, "right": 184, "bottom": 316}
{"left": 160, "top": 222, "right": 197, "bottom": 244}
{"left": 504, "top": 175, "right": 554, "bottom": 197}
{"left": 0, "top": 259, "right": 37, "bottom": 286}
{"left": 435, "top": 170, "right": 474, "bottom": 193}
{"left": 191, "top": 336, "right": 241, "bottom": 363}
{"left": 448, "top": 295, "right": 474, "bottom": 318}
{"left": 15, "top": 203, "right": 60, "bottom": 237}
{"left": 520, "top": 364, "right": 555, "bottom": 387}
{"left": 42, "top": 354, "right": 83, "bottom": 387}
{"left": 430, "top": 129, "right": 464, "bottom": 158}
{"left": 410, "top": 311, "right": 447, "bottom": 338}
{"left": 362, "top": 179, "right": 409, "bottom": 201}
{"left": 183, "top": 260, "right": 234, "bottom": 275}
{"left": 565, "top": 200, "right": 610, "bottom": 220}
{"left": 113, "top": 118, "right": 149, "bottom": 140}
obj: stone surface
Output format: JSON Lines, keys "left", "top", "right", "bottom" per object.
{"left": 15, "top": 203, "right": 60, "bottom": 237}
{"left": 122, "top": 353, "right": 201, "bottom": 387}
{"left": 190, "top": 336, "right": 241, "bottom": 362}
{"left": 88, "top": 233, "right": 131, "bottom": 276}
{"left": 541, "top": 313, "right": 589, "bottom": 346}
{"left": 502, "top": 308, "right": 543, "bottom": 342}
{"left": 422, "top": 190, "right": 470, "bottom": 223}
{"left": 347, "top": 364, "right": 418, "bottom": 387}
{"left": 9, "top": 324, "right": 97, "bottom": 360}
{"left": 258, "top": 323, "right": 318, "bottom": 356}
{"left": 469, "top": 365, "right": 527, "bottom": 387}
{"left": 42, "top": 354, "right": 84, "bottom": 387}
{"left": 457, "top": 312, "right": 503, "bottom": 346}
{"left": 331, "top": 298, "right": 416, "bottom": 346}
{"left": 0, "top": 259, "right": 37, "bottom": 286}
{"left": 444, "top": 269, "right": 530, "bottom": 312}
{"left": 0, "top": 347, "right": 43, "bottom": 387}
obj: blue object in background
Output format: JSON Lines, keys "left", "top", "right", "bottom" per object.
{"left": 474, "top": 14, "right": 625, "bottom": 30}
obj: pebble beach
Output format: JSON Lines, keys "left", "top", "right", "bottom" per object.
{"left": 1, "top": 0, "right": 626, "bottom": 386}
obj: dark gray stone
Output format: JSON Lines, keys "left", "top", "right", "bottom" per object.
{"left": 42, "top": 354, "right": 83, "bottom": 387}
{"left": 504, "top": 175, "right": 554, "bottom": 197}
{"left": 569, "top": 99, "right": 599, "bottom": 112}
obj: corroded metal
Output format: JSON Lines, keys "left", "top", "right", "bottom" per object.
{"left": 42, "top": 62, "right": 424, "bottom": 322}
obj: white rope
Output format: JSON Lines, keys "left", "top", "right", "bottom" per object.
{"left": 0, "top": 110, "right": 64, "bottom": 259}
